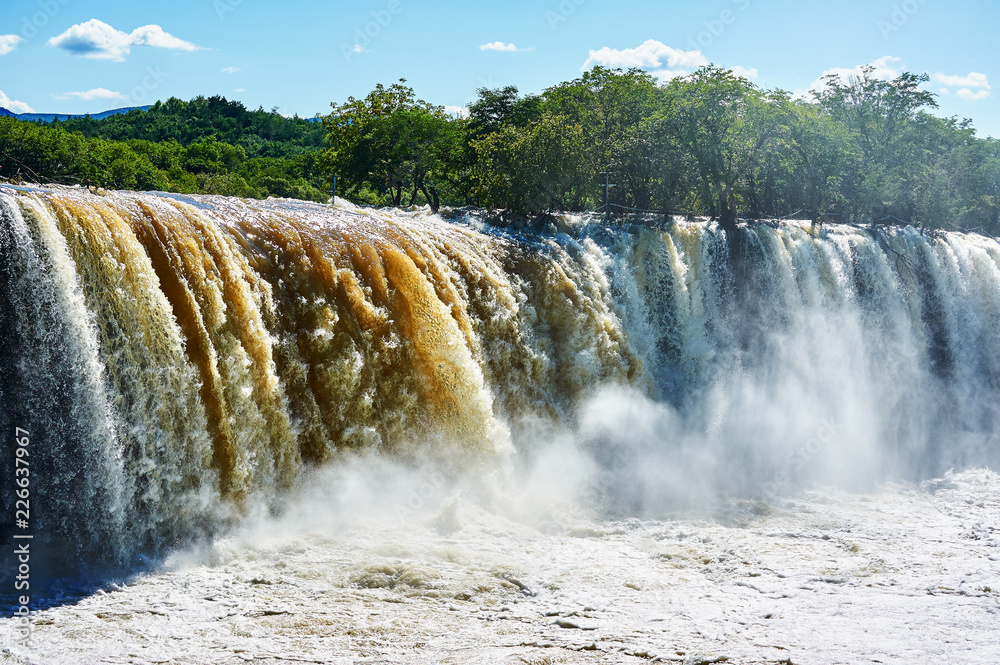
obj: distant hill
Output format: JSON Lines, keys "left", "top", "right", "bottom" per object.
{"left": 53, "top": 96, "right": 326, "bottom": 156}
{"left": 0, "top": 105, "right": 153, "bottom": 123}
{"left": 0, "top": 95, "right": 330, "bottom": 204}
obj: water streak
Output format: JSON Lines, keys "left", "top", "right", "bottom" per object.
{"left": 1, "top": 186, "right": 998, "bottom": 578}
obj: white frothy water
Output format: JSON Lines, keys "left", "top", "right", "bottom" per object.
{"left": 4, "top": 457, "right": 998, "bottom": 664}
{"left": 1, "top": 188, "right": 999, "bottom": 662}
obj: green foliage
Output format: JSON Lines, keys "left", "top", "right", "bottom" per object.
{"left": 455, "top": 64, "right": 998, "bottom": 232}
{"left": 0, "top": 96, "right": 329, "bottom": 203}
{"left": 57, "top": 96, "right": 325, "bottom": 157}
{"left": 4, "top": 74, "right": 1000, "bottom": 234}
{"left": 814, "top": 67, "right": 942, "bottom": 223}
{"left": 323, "top": 80, "right": 462, "bottom": 210}
{"left": 470, "top": 114, "right": 592, "bottom": 213}
{"left": 467, "top": 85, "right": 544, "bottom": 138}
{"left": 660, "top": 67, "right": 763, "bottom": 227}
{"left": 545, "top": 67, "right": 662, "bottom": 208}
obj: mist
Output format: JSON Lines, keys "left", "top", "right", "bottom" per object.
{"left": 2, "top": 188, "right": 999, "bottom": 587}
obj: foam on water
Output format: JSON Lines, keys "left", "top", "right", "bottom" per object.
{"left": 0, "top": 187, "right": 998, "bottom": 662}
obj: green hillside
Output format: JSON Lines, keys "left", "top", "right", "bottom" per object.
{"left": 0, "top": 96, "right": 330, "bottom": 202}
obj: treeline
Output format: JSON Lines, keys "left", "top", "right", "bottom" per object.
{"left": 328, "top": 67, "right": 1000, "bottom": 233}
{"left": 2, "top": 70, "right": 998, "bottom": 233}
{"left": 0, "top": 96, "right": 330, "bottom": 202}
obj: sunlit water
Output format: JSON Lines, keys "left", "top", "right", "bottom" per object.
{"left": 1, "top": 186, "right": 998, "bottom": 663}
{"left": 5, "top": 463, "right": 999, "bottom": 664}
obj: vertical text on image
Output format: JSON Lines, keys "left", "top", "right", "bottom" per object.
{"left": 12, "top": 426, "right": 34, "bottom": 647}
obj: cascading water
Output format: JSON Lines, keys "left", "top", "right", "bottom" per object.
{"left": 1, "top": 185, "right": 998, "bottom": 592}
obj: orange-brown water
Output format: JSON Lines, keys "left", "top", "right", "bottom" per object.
{"left": 0, "top": 188, "right": 639, "bottom": 533}
{"left": 3, "top": 185, "right": 1000, "bottom": 578}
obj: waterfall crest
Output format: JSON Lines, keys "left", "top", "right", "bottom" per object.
{"left": 1, "top": 186, "right": 998, "bottom": 575}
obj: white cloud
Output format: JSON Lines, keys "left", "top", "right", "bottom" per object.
{"left": 0, "top": 90, "right": 33, "bottom": 114}
{"left": 801, "top": 60, "right": 992, "bottom": 104}
{"left": 130, "top": 25, "right": 201, "bottom": 52}
{"left": 0, "top": 34, "right": 22, "bottom": 56}
{"left": 801, "top": 56, "right": 902, "bottom": 99}
{"left": 234, "top": 88, "right": 246, "bottom": 93}
{"left": 444, "top": 105, "right": 469, "bottom": 118}
{"left": 480, "top": 41, "right": 515, "bottom": 52}
{"left": 729, "top": 65, "right": 759, "bottom": 80}
{"left": 54, "top": 88, "right": 125, "bottom": 101}
{"left": 932, "top": 71, "right": 990, "bottom": 100}
{"left": 480, "top": 41, "right": 533, "bottom": 52}
{"left": 221, "top": 66, "right": 241, "bottom": 74}
{"left": 957, "top": 88, "right": 991, "bottom": 101}
{"left": 931, "top": 71, "right": 990, "bottom": 90}
{"left": 47, "top": 19, "right": 203, "bottom": 61}
{"left": 49, "top": 20, "right": 132, "bottom": 61}
{"left": 582, "top": 39, "right": 708, "bottom": 72}
{"left": 581, "top": 39, "right": 754, "bottom": 85}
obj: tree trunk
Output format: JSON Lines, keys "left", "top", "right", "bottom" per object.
{"left": 809, "top": 175, "right": 822, "bottom": 228}
{"left": 716, "top": 182, "right": 737, "bottom": 232}
{"left": 421, "top": 183, "right": 439, "bottom": 212}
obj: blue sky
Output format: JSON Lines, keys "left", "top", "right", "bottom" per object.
{"left": 1, "top": 0, "right": 997, "bottom": 137}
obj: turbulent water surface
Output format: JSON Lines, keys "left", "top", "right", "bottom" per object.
{"left": 0, "top": 185, "right": 998, "bottom": 663}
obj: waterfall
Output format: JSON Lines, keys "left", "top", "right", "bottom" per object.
{"left": 1, "top": 185, "right": 998, "bottom": 581}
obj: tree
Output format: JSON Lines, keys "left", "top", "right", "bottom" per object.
{"left": 782, "top": 98, "right": 856, "bottom": 224}
{"left": 815, "top": 67, "right": 938, "bottom": 222}
{"left": 467, "top": 85, "right": 544, "bottom": 139}
{"left": 470, "top": 114, "right": 591, "bottom": 214}
{"left": 323, "top": 80, "right": 460, "bottom": 210}
{"left": 661, "top": 66, "right": 762, "bottom": 229}
{"left": 4, "top": 76, "right": 999, "bottom": 232}
{"left": 545, "top": 67, "right": 662, "bottom": 209}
